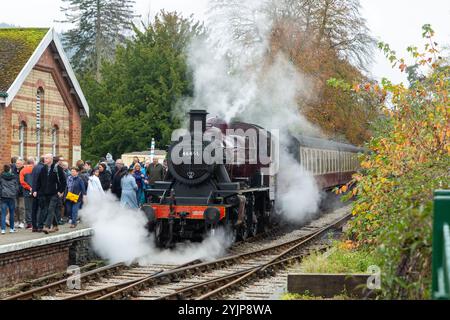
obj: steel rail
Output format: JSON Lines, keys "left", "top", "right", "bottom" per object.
{"left": 61, "top": 259, "right": 202, "bottom": 300}
{"left": 3, "top": 262, "right": 128, "bottom": 300}
{"left": 196, "top": 214, "right": 350, "bottom": 300}
{"left": 97, "top": 213, "right": 351, "bottom": 300}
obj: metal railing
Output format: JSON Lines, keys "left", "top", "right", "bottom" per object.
{"left": 432, "top": 190, "right": 450, "bottom": 300}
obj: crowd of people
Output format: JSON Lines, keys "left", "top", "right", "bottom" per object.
{"left": 0, "top": 154, "right": 167, "bottom": 235}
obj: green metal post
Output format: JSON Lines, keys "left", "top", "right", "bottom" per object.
{"left": 432, "top": 190, "right": 450, "bottom": 300}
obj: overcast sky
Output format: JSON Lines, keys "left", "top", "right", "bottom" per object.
{"left": 1, "top": 0, "right": 449, "bottom": 83}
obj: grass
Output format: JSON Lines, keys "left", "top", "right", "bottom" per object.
{"left": 299, "top": 241, "right": 380, "bottom": 274}
{"left": 281, "top": 241, "right": 381, "bottom": 300}
{"left": 281, "top": 292, "right": 353, "bottom": 300}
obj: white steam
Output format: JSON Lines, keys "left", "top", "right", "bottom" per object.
{"left": 80, "top": 193, "right": 233, "bottom": 265}
{"left": 276, "top": 151, "right": 321, "bottom": 223}
{"left": 80, "top": 193, "right": 151, "bottom": 264}
{"left": 181, "top": 0, "right": 323, "bottom": 223}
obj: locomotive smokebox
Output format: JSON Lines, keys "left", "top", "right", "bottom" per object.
{"left": 189, "top": 110, "right": 209, "bottom": 134}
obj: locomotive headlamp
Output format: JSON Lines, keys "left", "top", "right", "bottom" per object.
{"left": 204, "top": 207, "right": 221, "bottom": 225}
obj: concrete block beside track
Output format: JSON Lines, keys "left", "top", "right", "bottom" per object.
{"left": 287, "top": 273, "right": 375, "bottom": 298}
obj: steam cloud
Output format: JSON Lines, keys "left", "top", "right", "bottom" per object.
{"left": 80, "top": 192, "right": 233, "bottom": 265}
{"left": 181, "top": 0, "right": 323, "bottom": 222}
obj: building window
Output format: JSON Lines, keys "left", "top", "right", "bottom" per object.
{"left": 52, "top": 126, "right": 59, "bottom": 156}
{"left": 36, "top": 88, "right": 43, "bottom": 157}
{"left": 19, "top": 121, "right": 27, "bottom": 159}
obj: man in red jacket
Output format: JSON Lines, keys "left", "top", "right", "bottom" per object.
{"left": 20, "top": 157, "right": 36, "bottom": 230}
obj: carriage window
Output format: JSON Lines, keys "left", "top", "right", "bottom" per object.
{"left": 349, "top": 153, "right": 351, "bottom": 171}
{"left": 309, "top": 149, "right": 313, "bottom": 173}
{"left": 328, "top": 151, "right": 332, "bottom": 173}
{"left": 319, "top": 150, "right": 323, "bottom": 174}
{"left": 339, "top": 152, "right": 342, "bottom": 172}
{"left": 317, "top": 150, "right": 321, "bottom": 175}
{"left": 307, "top": 149, "right": 311, "bottom": 173}
{"left": 344, "top": 152, "right": 350, "bottom": 172}
{"left": 319, "top": 150, "right": 322, "bottom": 174}
{"left": 349, "top": 153, "right": 352, "bottom": 171}
{"left": 344, "top": 152, "right": 346, "bottom": 171}
{"left": 321, "top": 150, "right": 324, "bottom": 174}
{"left": 329, "top": 151, "right": 332, "bottom": 173}
{"left": 334, "top": 151, "right": 337, "bottom": 173}
{"left": 314, "top": 150, "right": 318, "bottom": 174}
{"left": 304, "top": 149, "right": 308, "bottom": 170}
{"left": 328, "top": 151, "right": 331, "bottom": 173}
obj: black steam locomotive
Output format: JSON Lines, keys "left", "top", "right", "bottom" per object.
{"left": 143, "top": 110, "right": 364, "bottom": 248}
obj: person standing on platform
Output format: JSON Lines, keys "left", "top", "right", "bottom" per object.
{"left": 98, "top": 163, "right": 111, "bottom": 192}
{"left": 0, "top": 165, "right": 19, "bottom": 234}
{"left": 65, "top": 167, "right": 86, "bottom": 229}
{"left": 120, "top": 167, "right": 139, "bottom": 209}
{"left": 146, "top": 158, "right": 164, "bottom": 186}
{"left": 87, "top": 168, "right": 105, "bottom": 198}
{"left": 12, "top": 159, "right": 25, "bottom": 229}
{"left": 133, "top": 164, "right": 146, "bottom": 205}
{"left": 129, "top": 156, "right": 143, "bottom": 170}
{"left": 34, "top": 154, "right": 67, "bottom": 234}
{"left": 31, "top": 157, "right": 44, "bottom": 232}
{"left": 112, "top": 164, "right": 127, "bottom": 201}
{"left": 19, "top": 157, "right": 36, "bottom": 230}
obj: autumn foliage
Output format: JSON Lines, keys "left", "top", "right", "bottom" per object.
{"left": 337, "top": 25, "right": 449, "bottom": 299}
{"left": 266, "top": 0, "right": 379, "bottom": 146}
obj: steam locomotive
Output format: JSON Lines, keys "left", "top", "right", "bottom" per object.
{"left": 143, "top": 110, "right": 364, "bottom": 248}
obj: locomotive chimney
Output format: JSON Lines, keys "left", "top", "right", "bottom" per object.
{"left": 189, "top": 110, "right": 209, "bottom": 134}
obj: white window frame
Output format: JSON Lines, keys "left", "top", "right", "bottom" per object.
{"left": 36, "top": 89, "right": 42, "bottom": 157}
{"left": 19, "top": 122, "right": 25, "bottom": 159}
{"left": 51, "top": 127, "right": 58, "bottom": 156}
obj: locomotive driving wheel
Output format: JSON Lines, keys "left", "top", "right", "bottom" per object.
{"left": 238, "top": 222, "right": 249, "bottom": 241}
{"left": 247, "top": 194, "right": 258, "bottom": 238}
{"left": 154, "top": 221, "right": 165, "bottom": 248}
{"left": 248, "top": 214, "right": 258, "bottom": 238}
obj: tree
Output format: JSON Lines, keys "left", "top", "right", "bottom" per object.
{"left": 59, "top": 0, "right": 138, "bottom": 78}
{"left": 206, "top": 0, "right": 378, "bottom": 145}
{"left": 81, "top": 11, "right": 203, "bottom": 159}
{"left": 337, "top": 25, "right": 449, "bottom": 299}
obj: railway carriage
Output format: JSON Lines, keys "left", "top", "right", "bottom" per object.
{"left": 289, "top": 135, "right": 364, "bottom": 190}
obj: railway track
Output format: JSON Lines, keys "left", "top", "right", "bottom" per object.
{"left": 4, "top": 207, "right": 351, "bottom": 300}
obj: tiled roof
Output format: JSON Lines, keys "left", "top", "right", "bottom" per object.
{"left": 0, "top": 28, "right": 49, "bottom": 93}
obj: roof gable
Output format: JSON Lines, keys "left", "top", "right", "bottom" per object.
{"left": 0, "top": 28, "right": 89, "bottom": 116}
{"left": 0, "top": 28, "right": 49, "bottom": 92}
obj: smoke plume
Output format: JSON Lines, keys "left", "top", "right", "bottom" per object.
{"left": 180, "top": 0, "right": 323, "bottom": 222}
{"left": 80, "top": 192, "right": 233, "bottom": 265}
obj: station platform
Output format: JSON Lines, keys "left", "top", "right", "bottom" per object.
{"left": 0, "top": 223, "right": 92, "bottom": 254}
{"left": 0, "top": 223, "right": 95, "bottom": 289}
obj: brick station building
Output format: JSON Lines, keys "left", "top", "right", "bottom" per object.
{"left": 0, "top": 28, "right": 89, "bottom": 166}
